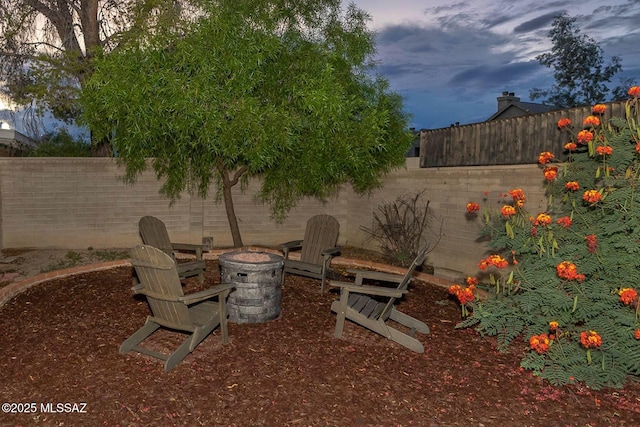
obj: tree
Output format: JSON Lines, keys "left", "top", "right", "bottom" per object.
{"left": 530, "top": 13, "right": 622, "bottom": 108}
{"left": 80, "top": 0, "right": 414, "bottom": 247}
{"left": 29, "top": 129, "right": 91, "bottom": 157}
{"left": 0, "top": 0, "right": 193, "bottom": 152}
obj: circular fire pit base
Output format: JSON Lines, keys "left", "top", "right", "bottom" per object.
{"left": 219, "top": 251, "right": 284, "bottom": 323}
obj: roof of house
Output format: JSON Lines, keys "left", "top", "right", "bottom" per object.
{"left": 486, "top": 92, "right": 556, "bottom": 122}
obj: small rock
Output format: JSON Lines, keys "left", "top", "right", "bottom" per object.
{"left": 0, "top": 256, "right": 18, "bottom": 264}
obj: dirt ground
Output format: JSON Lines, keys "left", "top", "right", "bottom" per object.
{"left": 1, "top": 251, "right": 640, "bottom": 426}
{"left": 0, "top": 247, "right": 130, "bottom": 283}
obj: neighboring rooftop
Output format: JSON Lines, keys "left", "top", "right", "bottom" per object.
{"left": 486, "top": 91, "right": 556, "bottom": 121}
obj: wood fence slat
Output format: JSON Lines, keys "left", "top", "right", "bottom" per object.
{"left": 420, "top": 100, "right": 627, "bottom": 167}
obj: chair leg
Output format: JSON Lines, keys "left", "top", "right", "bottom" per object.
{"left": 333, "top": 292, "right": 349, "bottom": 338}
{"left": 387, "top": 327, "right": 425, "bottom": 353}
{"left": 219, "top": 297, "right": 229, "bottom": 344}
{"left": 389, "top": 307, "right": 430, "bottom": 335}
{"left": 164, "top": 336, "right": 197, "bottom": 372}
{"left": 120, "top": 320, "right": 160, "bottom": 354}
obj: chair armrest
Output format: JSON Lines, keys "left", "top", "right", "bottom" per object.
{"left": 345, "top": 269, "right": 408, "bottom": 285}
{"left": 171, "top": 243, "right": 204, "bottom": 260}
{"left": 179, "top": 284, "right": 234, "bottom": 305}
{"left": 280, "top": 240, "right": 303, "bottom": 258}
{"left": 329, "top": 281, "right": 408, "bottom": 298}
{"left": 322, "top": 247, "right": 341, "bottom": 258}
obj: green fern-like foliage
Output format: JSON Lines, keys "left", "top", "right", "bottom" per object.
{"left": 459, "top": 95, "right": 640, "bottom": 389}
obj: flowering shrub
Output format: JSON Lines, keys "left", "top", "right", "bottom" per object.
{"left": 456, "top": 88, "right": 640, "bottom": 389}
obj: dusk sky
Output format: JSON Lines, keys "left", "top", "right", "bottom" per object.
{"left": 2, "top": 1, "right": 639, "bottom": 137}
{"left": 350, "top": 0, "right": 640, "bottom": 130}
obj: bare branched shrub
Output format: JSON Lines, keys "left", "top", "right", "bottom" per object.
{"left": 360, "top": 190, "right": 441, "bottom": 267}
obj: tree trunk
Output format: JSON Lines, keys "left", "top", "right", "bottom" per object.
{"left": 218, "top": 164, "right": 248, "bottom": 248}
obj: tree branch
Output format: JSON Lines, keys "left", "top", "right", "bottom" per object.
{"left": 230, "top": 166, "right": 248, "bottom": 186}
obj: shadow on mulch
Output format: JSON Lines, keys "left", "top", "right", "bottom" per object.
{"left": 1, "top": 261, "right": 639, "bottom": 426}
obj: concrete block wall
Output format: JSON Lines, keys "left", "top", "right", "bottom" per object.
{"left": 0, "top": 157, "right": 548, "bottom": 280}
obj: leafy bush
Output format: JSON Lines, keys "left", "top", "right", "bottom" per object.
{"left": 30, "top": 129, "right": 91, "bottom": 157}
{"left": 453, "top": 87, "right": 640, "bottom": 389}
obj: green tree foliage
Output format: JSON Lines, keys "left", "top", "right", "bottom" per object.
{"left": 80, "top": 0, "right": 414, "bottom": 246}
{"left": 0, "top": 0, "right": 196, "bottom": 150}
{"left": 29, "top": 129, "right": 91, "bottom": 157}
{"left": 457, "top": 90, "right": 640, "bottom": 389}
{"left": 530, "top": 13, "right": 622, "bottom": 108}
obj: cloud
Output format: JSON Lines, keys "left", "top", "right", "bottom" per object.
{"left": 448, "top": 61, "right": 540, "bottom": 89}
{"left": 513, "top": 11, "right": 562, "bottom": 33}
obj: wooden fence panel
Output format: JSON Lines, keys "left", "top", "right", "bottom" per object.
{"left": 420, "top": 100, "right": 627, "bottom": 167}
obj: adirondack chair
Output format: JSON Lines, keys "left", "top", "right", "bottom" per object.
{"left": 280, "top": 214, "right": 341, "bottom": 292}
{"left": 120, "top": 245, "right": 232, "bottom": 372}
{"left": 329, "top": 245, "right": 431, "bottom": 353}
{"left": 138, "top": 216, "right": 206, "bottom": 283}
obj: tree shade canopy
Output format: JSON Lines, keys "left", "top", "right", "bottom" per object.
{"left": 81, "top": 0, "right": 414, "bottom": 246}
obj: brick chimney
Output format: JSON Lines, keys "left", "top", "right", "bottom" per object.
{"left": 497, "top": 91, "right": 520, "bottom": 111}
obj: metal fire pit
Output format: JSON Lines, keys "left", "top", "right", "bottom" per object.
{"left": 218, "top": 251, "right": 284, "bottom": 323}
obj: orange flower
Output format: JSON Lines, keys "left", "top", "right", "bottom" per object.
{"left": 508, "top": 188, "right": 526, "bottom": 205}
{"left": 529, "top": 333, "right": 550, "bottom": 354}
{"left": 619, "top": 288, "right": 638, "bottom": 305}
{"left": 636, "top": 141, "right": 640, "bottom": 154}
{"left": 543, "top": 166, "right": 558, "bottom": 181}
{"left": 583, "top": 189, "right": 602, "bottom": 204}
{"left": 479, "top": 254, "right": 508, "bottom": 270}
{"left": 549, "top": 321, "right": 559, "bottom": 331}
{"left": 596, "top": 145, "right": 613, "bottom": 156}
{"left": 634, "top": 329, "right": 640, "bottom": 340}
{"left": 538, "top": 151, "right": 554, "bottom": 164}
{"left": 557, "top": 216, "right": 572, "bottom": 228}
{"left": 564, "top": 142, "right": 577, "bottom": 151}
{"left": 583, "top": 115, "right": 600, "bottom": 127}
{"left": 532, "top": 213, "right": 552, "bottom": 226}
{"left": 487, "top": 254, "right": 508, "bottom": 268}
{"left": 577, "top": 130, "right": 594, "bottom": 144}
{"left": 557, "top": 118, "right": 571, "bottom": 128}
{"left": 629, "top": 86, "right": 640, "bottom": 97}
{"left": 592, "top": 104, "right": 607, "bottom": 114}
{"left": 465, "top": 276, "right": 478, "bottom": 286}
{"left": 585, "top": 234, "right": 598, "bottom": 253}
{"left": 580, "top": 330, "right": 602, "bottom": 349}
{"left": 466, "top": 202, "right": 480, "bottom": 214}
{"left": 556, "top": 261, "right": 586, "bottom": 282}
{"left": 448, "top": 284, "right": 475, "bottom": 305}
{"left": 500, "top": 205, "right": 516, "bottom": 218}
{"left": 565, "top": 181, "right": 579, "bottom": 191}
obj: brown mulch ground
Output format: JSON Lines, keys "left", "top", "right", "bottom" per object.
{"left": 1, "top": 258, "right": 640, "bottom": 426}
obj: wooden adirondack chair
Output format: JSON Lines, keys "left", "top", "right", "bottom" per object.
{"left": 280, "top": 214, "right": 341, "bottom": 292}
{"left": 120, "top": 245, "right": 232, "bottom": 372}
{"left": 138, "top": 216, "right": 206, "bottom": 283}
{"left": 329, "top": 245, "right": 431, "bottom": 352}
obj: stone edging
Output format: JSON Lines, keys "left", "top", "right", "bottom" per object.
{"left": 0, "top": 247, "right": 455, "bottom": 310}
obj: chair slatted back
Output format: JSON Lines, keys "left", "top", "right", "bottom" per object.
{"left": 130, "top": 245, "right": 191, "bottom": 326}
{"left": 299, "top": 215, "right": 340, "bottom": 264}
{"left": 378, "top": 244, "right": 430, "bottom": 321}
{"left": 139, "top": 216, "right": 175, "bottom": 259}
